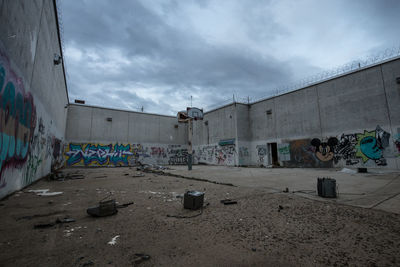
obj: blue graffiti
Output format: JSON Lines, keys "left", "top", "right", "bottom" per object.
{"left": 0, "top": 58, "right": 35, "bottom": 181}
{"left": 360, "top": 136, "right": 382, "bottom": 160}
{"left": 65, "top": 143, "right": 134, "bottom": 166}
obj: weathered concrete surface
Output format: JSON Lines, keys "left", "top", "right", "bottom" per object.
{"left": 66, "top": 104, "right": 187, "bottom": 144}
{"left": 0, "top": 0, "right": 68, "bottom": 199}
{"left": 164, "top": 166, "right": 400, "bottom": 214}
{"left": 1, "top": 167, "right": 399, "bottom": 266}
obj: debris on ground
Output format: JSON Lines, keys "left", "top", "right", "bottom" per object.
{"left": 87, "top": 199, "right": 118, "bottom": 217}
{"left": 34, "top": 222, "right": 56, "bottom": 229}
{"left": 184, "top": 191, "right": 205, "bottom": 210}
{"left": 94, "top": 175, "right": 107, "bottom": 179}
{"left": 133, "top": 253, "right": 151, "bottom": 264}
{"left": 81, "top": 260, "right": 94, "bottom": 267}
{"left": 220, "top": 199, "right": 238, "bottom": 205}
{"left": 33, "top": 217, "right": 76, "bottom": 229}
{"left": 131, "top": 172, "right": 145, "bottom": 177}
{"left": 48, "top": 171, "right": 85, "bottom": 181}
{"left": 107, "top": 235, "right": 120, "bottom": 245}
{"left": 116, "top": 202, "right": 134, "bottom": 208}
{"left": 167, "top": 203, "right": 209, "bottom": 219}
{"left": 16, "top": 210, "right": 66, "bottom": 221}
{"left": 278, "top": 205, "right": 284, "bottom": 212}
{"left": 339, "top": 168, "right": 357, "bottom": 174}
{"left": 28, "top": 189, "right": 63, "bottom": 196}
{"left": 56, "top": 217, "right": 76, "bottom": 223}
{"left": 358, "top": 167, "right": 368, "bottom": 173}
{"left": 63, "top": 226, "right": 82, "bottom": 237}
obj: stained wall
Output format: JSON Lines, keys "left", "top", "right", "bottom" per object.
{"left": 64, "top": 104, "right": 188, "bottom": 167}
{"left": 0, "top": 0, "right": 69, "bottom": 198}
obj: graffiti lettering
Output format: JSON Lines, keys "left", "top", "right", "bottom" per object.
{"left": 195, "top": 144, "right": 236, "bottom": 166}
{"left": 0, "top": 51, "right": 36, "bottom": 185}
{"left": 65, "top": 143, "right": 188, "bottom": 166}
{"left": 65, "top": 144, "right": 133, "bottom": 166}
{"left": 168, "top": 147, "right": 188, "bottom": 165}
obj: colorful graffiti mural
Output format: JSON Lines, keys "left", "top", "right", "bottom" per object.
{"left": 65, "top": 143, "right": 188, "bottom": 166}
{"left": 195, "top": 144, "right": 236, "bottom": 166}
{"left": 331, "top": 125, "right": 391, "bottom": 166}
{"left": 0, "top": 51, "right": 36, "bottom": 186}
{"left": 296, "top": 125, "right": 393, "bottom": 167}
{"left": 283, "top": 139, "right": 333, "bottom": 168}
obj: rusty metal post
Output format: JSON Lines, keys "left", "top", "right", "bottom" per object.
{"left": 188, "top": 118, "right": 193, "bottom": 170}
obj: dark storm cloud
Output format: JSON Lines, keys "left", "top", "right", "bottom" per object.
{"left": 61, "top": 0, "right": 400, "bottom": 114}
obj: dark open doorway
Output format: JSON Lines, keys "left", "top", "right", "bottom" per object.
{"left": 268, "top": 142, "right": 278, "bottom": 166}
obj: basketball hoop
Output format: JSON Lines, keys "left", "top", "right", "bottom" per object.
{"left": 187, "top": 107, "right": 203, "bottom": 120}
{"left": 177, "top": 111, "right": 190, "bottom": 123}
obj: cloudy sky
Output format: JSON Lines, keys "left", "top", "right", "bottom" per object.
{"left": 61, "top": 0, "right": 400, "bottom": 115}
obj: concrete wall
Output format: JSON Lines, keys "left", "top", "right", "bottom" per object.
{"left": 64, "top": 104, "right": 188, "bottom": 166}
{"left": 192, "top": 104, "right": 239, "bottom": 166}
{"left": 0, "top": 0, "right": 69, "bottom": 198}
{"left": 248, "top": 58, "right": 400, "bottom": 169}
{"left": 190, "top": 58, "right": 400, "bottom": 170}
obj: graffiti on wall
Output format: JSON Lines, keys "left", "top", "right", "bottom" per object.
{"left": 168, "top": 145, "right": 188, "bottom": 165}
{"left": 295, "top": 125, "right": 392, "bottom": 167}
{"left": 394, "top": 128, "right": 400, "bottom": 157}
{"left": 256, "top": 145, "right": 267, "bottom": 165}
{"left": 283, "top": 139, "right": 333, "bottom": 168}
{"left": 330, "top": 125, "right": 391, "bottom": 166}
{"left": 195, "top": 144, "right": 236, "bottom": 165}
{"left": 65, "top": 143, "right": 188, "bottom": 166}
{"left": 0, "top": 51, "right": 36, "bottom": 186}
{"left": 278, "top": 143, "right": 290, "bottom": 161}
{"left": 310, "top": 137, "right": 338, "bottom": 162}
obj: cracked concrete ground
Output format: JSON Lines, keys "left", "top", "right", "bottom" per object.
{"left": 0, "top": 167, "right": 399, "bottom": 266}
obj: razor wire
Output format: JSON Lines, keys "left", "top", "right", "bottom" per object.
{"left": 205, "top": 45, "right": 400, "bottom": 111}
{"left": 252, "top": 45, "right": 400, "bottom": 103}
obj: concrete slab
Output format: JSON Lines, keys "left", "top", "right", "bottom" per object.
{"left": 164, "top": 166, "right": 400, "bottom": 214}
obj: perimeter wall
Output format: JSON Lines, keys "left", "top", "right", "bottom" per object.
{"left": 64, "top": 104, "right": 188, "bottom": 167}
{"left": 0, "top": 0, "right": 69, "bottom": 198}
{"left": 192, "top": 58, "right": 400, "bottom": 170}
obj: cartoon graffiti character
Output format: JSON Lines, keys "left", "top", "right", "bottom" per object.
{"left": 359, "top": 136, "right": 382, "bottom": 160}
{"left": 355, "top": 126, "right": 390, "bottom": 165}
{"left": 311, "top": 137, "right": 338, "bottom": 162}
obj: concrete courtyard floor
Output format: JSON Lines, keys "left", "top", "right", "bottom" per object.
{"left": 165, "top": 166, "right": 400, "bottom": 214}
{"left": 0, "top": 166, "right": 399, "bottom": 266}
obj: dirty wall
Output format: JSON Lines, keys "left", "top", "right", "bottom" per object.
{"left": 192, "top": 58, "right": 400, "bottom": 170}
{"left": 65, "top": 104, "right": 188, "bottom": 167}
{"left": 248, "top": 58, "right": 400, "bottom": 169}
{"left": 0, "top": 0, "right": 69, "bottom": 198}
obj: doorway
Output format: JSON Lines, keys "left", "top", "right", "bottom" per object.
{"left": 268, "top": 142, "right": 278, "bottom": 166}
